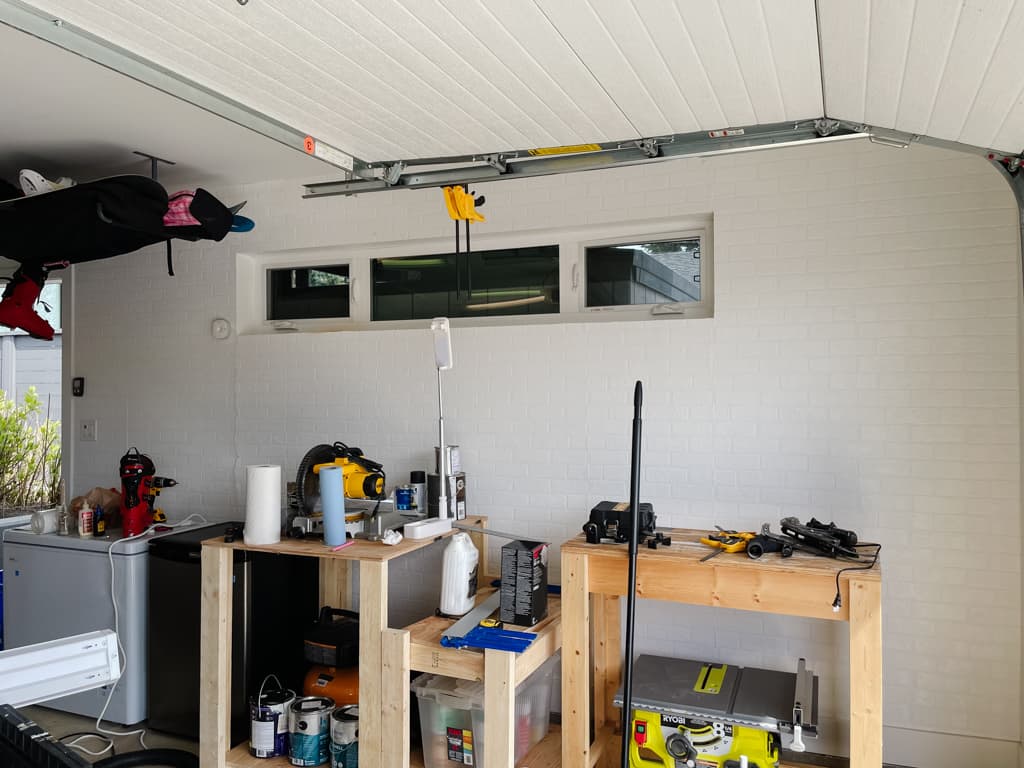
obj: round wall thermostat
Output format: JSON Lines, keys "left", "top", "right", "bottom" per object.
{"left": 211, "top": 318, "right": 232, "bottom": 340}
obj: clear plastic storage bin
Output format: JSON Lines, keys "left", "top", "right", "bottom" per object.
{"left": 411, "top": 653, "right": 558, "bottom": 768}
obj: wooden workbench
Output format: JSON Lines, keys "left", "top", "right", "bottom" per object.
{"left": 198, "top": 517, "right": 489, "bottom": 768}
{"left": 561, "top": 529, "right": 882, "bottom": 768}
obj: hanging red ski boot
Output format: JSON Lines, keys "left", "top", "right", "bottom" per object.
{"left": 0, "top": 273, "right": 54, "bottom": 340}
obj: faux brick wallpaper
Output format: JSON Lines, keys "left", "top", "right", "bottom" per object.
{"left": 69, "top": 139, "right": 1020, "bottom": 761}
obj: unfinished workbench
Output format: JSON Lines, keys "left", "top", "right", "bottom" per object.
{"left": 561, "top": 528, "right": 882, "bottom": 768}
{"left": 198, "top": 517, "right": 488, "bottom": 768}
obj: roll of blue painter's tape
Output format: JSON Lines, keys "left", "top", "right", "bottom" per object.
{"left": 320, "top": 466, "right": 346, "bottom": 547}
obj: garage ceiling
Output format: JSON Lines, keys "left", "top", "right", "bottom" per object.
{"left": 3, "top": 0, "right": 1024, "bottom": 179}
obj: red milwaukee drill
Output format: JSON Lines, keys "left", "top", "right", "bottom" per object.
{"left": 120, "top": 448, "right": 156, "bottom": 536}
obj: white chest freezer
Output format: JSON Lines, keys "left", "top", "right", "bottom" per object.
{"left": 2, "top": 528, "right": 154, "bottom": 724}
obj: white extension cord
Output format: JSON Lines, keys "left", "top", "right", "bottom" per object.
{"left": 74, "top": 514, "right": 210, "bottom": 757}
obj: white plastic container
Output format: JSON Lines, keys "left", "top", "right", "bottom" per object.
{"left": 439, "top": 532, "right": 479, "bottom": 616}
{"left": 411, "top": 654, "right": 558, "bottom": 768}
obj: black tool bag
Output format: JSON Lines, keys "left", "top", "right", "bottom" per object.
{"left": 303, "top": 607, "right": 359, "bottom": 667}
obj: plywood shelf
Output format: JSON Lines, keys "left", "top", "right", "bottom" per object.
{"left": 405, "top": 590, "right": 562, "bottom": 682}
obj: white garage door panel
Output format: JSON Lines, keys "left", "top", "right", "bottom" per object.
{"left": 760, "top": 0, "right": 825, "bottom": 118}
{"left": 434, "top": 0, "right": 614, "bottom": 142}
{"left": 337, "top": 0, "right": 547, "bottom": 151}
{"left": 633, "top": 0, "right": 728, "bottom": 129}
{"left": 182, "top": 0, "right": 484, "bottom": 158}
{"left": 672, "top": 2, "right": 759, "bottom": 127}
{"left": 473, "top": 0, "right": 637, "bottom": 143}
{"left": 587, "top": 0, "right": 699, "bottom": 133}
{"left": 960, "top": 1, "right": 1024, "bottom": 151}
{"left": 818, "top": 0, "right": 870, "bottom": 120}
{"left": 172, "top": 0, "right": 447, "bottom": 157}
{"left": 860, "top": 0, "right": 915, "bottom": 129}
{"left": 717, "top": 0, "right": 801, "bottom": 124}
{"left": 534, "top": 0, "right": 672, "bottom": 137}
{"left": 19, "top": 0, "right": 1024, "bottom": 161}
{"left": 892, "top": 0, "right": 963, "bottom": 135}
{"left": 28, "top": 0, "right": 408, "bottom": 159}
{"left": 929, "top": 0, "right": 1015, "bottom": 144}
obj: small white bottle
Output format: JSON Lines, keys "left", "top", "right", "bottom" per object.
{"left": 439, "top": 533, "right": 479, "bottom": 616}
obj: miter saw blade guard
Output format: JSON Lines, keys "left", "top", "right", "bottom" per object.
{"left": 295, "top": 441, "right": 385, "bottom": 515}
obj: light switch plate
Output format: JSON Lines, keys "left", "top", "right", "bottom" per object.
{"left": 79, "top": 419, "right": 97, "bottom": 442}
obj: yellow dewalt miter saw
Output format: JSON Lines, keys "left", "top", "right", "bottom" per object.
{"left": 615, "top": 656, "right": 817, "bottom": 768}
{"left": 289, "top": 442, "right": 386, "bottom": 539}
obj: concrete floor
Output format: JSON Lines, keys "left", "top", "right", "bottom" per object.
{"left": 22, "top": 705, "right": 198, "bottom": 764}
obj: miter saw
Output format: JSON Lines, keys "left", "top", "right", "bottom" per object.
{"left": 614, "top": 655, "right": 818, "bottom": 768}
{"left": 289, "top": 442, "right": 387, "bottom": 539}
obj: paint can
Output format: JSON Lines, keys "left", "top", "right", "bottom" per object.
{"left": 330, "top": 705, "right": 359, "bottom": 768}
{"left": 249, "top": 688, "right": 296, "bottom": 758}
{"left": 395, "top": 485, "right": 414, "bottom": 512}
{"left": 289, "top": 695, "right": 335, "bottom": 766}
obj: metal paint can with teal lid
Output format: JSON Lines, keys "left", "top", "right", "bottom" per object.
{"left": 288, "top": 695, "right": 335, "bottom": 766}
{"left": 330, "top": 705, "right": 358, "bottom": 768}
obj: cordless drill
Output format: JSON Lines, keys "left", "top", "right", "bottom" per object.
{"left": 147, "top": 476, "right": 178, "bottom": 523}
{"left": 119, "top": 448, "right": 156, "bottom": 536}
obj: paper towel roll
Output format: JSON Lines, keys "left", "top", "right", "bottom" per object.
{"left": 31, "top": 507, "right": 58, "bottom": 534}
{"left": 244, "top": 464, "right": 282, "bottom": 546}
{"left": 319, "top": 465, "right": 346, "bottom": 547}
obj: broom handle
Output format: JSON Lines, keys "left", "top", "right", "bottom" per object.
{"left": 620, "top": 381, "right": 643, "bottom": 768}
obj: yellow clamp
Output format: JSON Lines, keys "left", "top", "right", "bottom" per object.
{"left": 443, "top": 186, "right": 486, "bottom": 223}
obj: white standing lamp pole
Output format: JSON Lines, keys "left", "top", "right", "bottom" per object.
{"left": 431, "top": 318, "right": 454, "bottom": 519}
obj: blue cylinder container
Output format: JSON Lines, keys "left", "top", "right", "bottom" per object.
{"left": 320, "top": 466, "right": 346, "bottom": 547}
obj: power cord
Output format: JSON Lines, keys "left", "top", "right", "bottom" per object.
{"left": 97, "top": 514, "right": 210, "bottom": 750}
{"left": 59, "top": 731, "right": 116, "bottom": 757}
{"left": 832, "top": 543, "right": 882, "bottom": 612}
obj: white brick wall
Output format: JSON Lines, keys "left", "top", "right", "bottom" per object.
{"left": 68, "top": 139, "right": 1020, "bottom": 764}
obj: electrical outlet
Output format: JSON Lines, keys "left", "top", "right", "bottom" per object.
{"left": 79, "top": 419, "right": 98, "bottom": 442}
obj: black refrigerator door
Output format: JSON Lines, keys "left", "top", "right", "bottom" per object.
{"left": 147, "top": 555, "right": 249, "bottom": 742}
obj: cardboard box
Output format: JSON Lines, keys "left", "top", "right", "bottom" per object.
{"left": 499, "top": 540, "right": 549, "bottom": 626}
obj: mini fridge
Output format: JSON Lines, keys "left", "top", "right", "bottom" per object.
{"left": 147, "top": 524, "right": 319, "bottom": 743}
{"left": 3, "top": 527, "right": 154, "bottom": 724}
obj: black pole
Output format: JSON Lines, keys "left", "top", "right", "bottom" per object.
{"left": 620, "top": 380, "right": 643, "bottom": 768}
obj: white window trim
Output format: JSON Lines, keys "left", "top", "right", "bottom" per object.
{"left": 575, "top": 224, "right": 713, "bottom": 322}
{"left": 235, "top": 214, "right": 713, "bottom": 335}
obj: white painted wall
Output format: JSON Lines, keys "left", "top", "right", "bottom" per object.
{"left": 68, "top": 139, "right": 1020, "bottom": 765}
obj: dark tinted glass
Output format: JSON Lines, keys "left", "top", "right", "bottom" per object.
{"left": 267, "top": 265, "right": 350, "bottom": 320}
{"left": 372, "top": 246, "right": 559, "bottom": 321}
{"left": 586, "top": 238, "right": 700, "bottom": 307}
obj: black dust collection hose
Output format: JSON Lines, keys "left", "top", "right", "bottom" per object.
{"left": 620, "top": 380, "right": 643, "bottom": 768}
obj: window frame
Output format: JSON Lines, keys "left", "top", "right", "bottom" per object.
{"left": 576, "top": 225, "right": 713, "bottom": 321}
{"left": 236, "top": 215, "right": 713, "bottom": 335}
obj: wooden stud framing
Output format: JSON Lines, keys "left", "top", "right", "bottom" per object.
{"left": 484, "top": 649, "right": 517, "bottom": 767}
{"left": 199, "top": 544, "right": 232, "bottom": 768}
{"left": 359, "top": 560, "right": 388, "bottom": 768}
{"left": 382, "top": 628, "right": 411, "bottom": 768}
{"left": 562, "top": 551, "right": 591, "bottom": 767}
{"left": 848, "top": 576, "right": 883, "bottom": 768}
